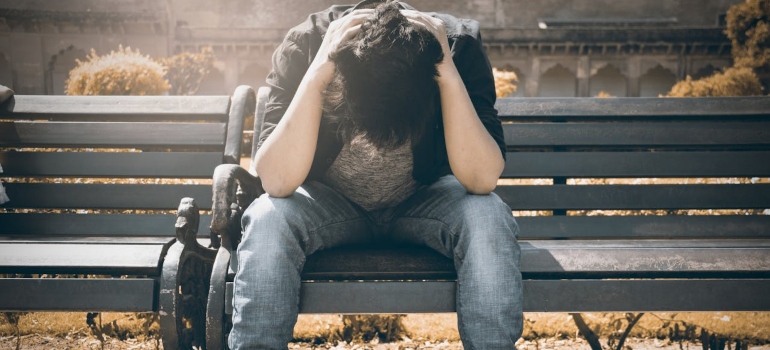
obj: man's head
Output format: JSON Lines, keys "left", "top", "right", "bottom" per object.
{"left": 323, "top": 1, "right": 444, "bottom": 149}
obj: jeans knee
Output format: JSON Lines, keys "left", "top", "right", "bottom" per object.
{"left": 457, "top": 194, "right": 517, "bottom": 234}
{"left": 453, "top": 194, "right": 519, "bottom": 261}
{"left": 239, "top": 194, "right": 309, "bottom": 255}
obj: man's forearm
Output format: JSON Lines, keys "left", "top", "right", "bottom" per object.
{"left": 254, "top": 77, "right": 326, "bottom": 197}
{"left": 438, "top": 64, "right": 505, "bottom": 195}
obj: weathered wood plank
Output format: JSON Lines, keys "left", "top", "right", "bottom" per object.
{"left": 516, "top": 215, "right": 770, "bottom": 239}
{"left": 519, "top": 239, "right": 770, "bottom": 278}
{"left": 0, "top": 242, "right": 170, "bottom": 275}
{"left": 0, "top": 95, "right": 230, "bottom": 119}
{"left": 2, "top": 183, "right": 212, "bottom": 209}
{"left": 495, "top": 184, "right": 770, "bottom": 210}
{"left": 503, "top": 151, "right": 770, "bottom": 178}
{"left": 0, "top": 236, "right": 180, "bottom": 244}
{"left": 0, "top": 152, "right": 222, "bottom": 178}
{"left": 0, "top": 121, "right": 226, "bottom": 147}
{"left": 0, "top": 213, "right": 212, "bottom": 236}
{"left": 292, "top": 239, "right": 770, "bottom": 280}
{"left": 495, "top": 97, "right": 770, "bottom": 117}
{"left": 0, "top": 278, "right": 157, "bottom": 312}
{"left": 502, "top": 122, "right": 770, "bottom": 147}
{"left": 224, "top": 279, "right": 770, "bottom": 314}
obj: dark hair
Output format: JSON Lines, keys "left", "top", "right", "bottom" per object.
{"left": 323, "top": 1, "right": 444, "bottom": 149}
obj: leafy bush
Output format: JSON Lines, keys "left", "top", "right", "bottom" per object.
{"left": 493, "top": 68, "right": 518, "bottom": 97}
{"left": 725, "top": 0, "right": 770, "bottom": 70}
{"left": 65, "top": 46, "right": 170, "bottom": 96}
{"left": 595, "top": 91, "right": 614, "bottom": 98}
{"left": 666, "top": 67, "right": 762, "bottom": 97}
{"left": 156, "top": 47, "right": 215, "bottom": 96}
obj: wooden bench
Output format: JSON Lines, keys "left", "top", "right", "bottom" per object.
{"left": 204, "top": 87, "right": 770, "bottom": 349}
{"left": 0, "top": 86, "right": 255, "bottom": 350}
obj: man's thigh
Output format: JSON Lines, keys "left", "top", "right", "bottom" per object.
{"left": 389, "top": 175, "right": 515, "bottom": 252}
{"left": 240, "top": 180, "right": 376, "bottom": 257}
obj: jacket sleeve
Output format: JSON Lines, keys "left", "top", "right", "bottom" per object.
{"left": 257, "top": 26, "right": 313, "bottom": 151}
{"left": 448, "top": 20, "right": 507, "bottom": 160}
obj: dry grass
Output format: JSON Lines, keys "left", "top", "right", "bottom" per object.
{"left": 0, "top": 312, "right": 158, "bottom": 340}
{"left": 291, "top": 312, "right": 770, "bottom": 345}
{"left": 7, "top": 312, "right": 767, "bottom": 343}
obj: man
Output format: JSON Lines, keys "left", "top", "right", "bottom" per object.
{"left": 230, "top": 1, "right": 522, "bottom": 348}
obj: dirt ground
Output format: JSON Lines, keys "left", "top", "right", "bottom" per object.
{"left": 3, "top": 335, "right": 770, "bottom": 350}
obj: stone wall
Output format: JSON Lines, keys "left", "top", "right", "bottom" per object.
{"left": 171, "top": 0, "right": 740, "bottom": 30}
{"left": 0, "top": 0, "right": 743, "bottom": 96}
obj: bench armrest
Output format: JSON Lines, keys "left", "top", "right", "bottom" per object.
{"left": 210, "top": 164, "right": 263, "bottom": 251}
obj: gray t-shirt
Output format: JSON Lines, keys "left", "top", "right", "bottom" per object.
{"left": 323, "top": 134, "right": 418, "bottom": 211}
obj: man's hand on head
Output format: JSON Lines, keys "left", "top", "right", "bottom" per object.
{"left": 400, "top": 10, "right": 451, "bottom": 62}
{"left": 401, "top": 10, "right": 461, "bottom": 87}
{"left": 308, "top": 9, "right": 373, "bottom": 87}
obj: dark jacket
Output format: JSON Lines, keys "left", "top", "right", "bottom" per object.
{"left": 259, "top": 0, "right": 505, "bottom": 185}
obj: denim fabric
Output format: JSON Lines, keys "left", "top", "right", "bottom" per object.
{"left": 229, "top": 175, "right": 522, "bottom": 349}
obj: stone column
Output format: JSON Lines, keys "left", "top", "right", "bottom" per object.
{"left": 223, "top": 56, "right": 239, "bottom": 94}
{"left": 627, "top": 56, "right": 641, "bottom": 97}
{"left": 577, "top": 56, "right": 590, "bottom": 97}
{"left": 526, "top": 57, "right": 540, "bottom": 97}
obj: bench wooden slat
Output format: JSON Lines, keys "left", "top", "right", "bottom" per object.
{"left": 503, "top": 122, "right": 770, "bottom": 147}
{"left": 0, "top": 121, "right": 226, "bottom": 147}
{"left": 0, "top": 95, "right": 231, "bottom": 119}
{"left": 0, "top": 236, "right": 183, "bottom": 244}
{"left": 2, "top": 183, "right": 212, "bottom": 209}
{"left": 291, "top": 239, "right": 770, "bottom": 281}
{"left": 0, "top": 278, "right": 157, "bottom": 312}
{"left": 0, "top": 152, "right": 222, "bottom": 178}
{"left": 494, "top": 97, "right": 770, "bottom": 117}
{"left": 496, "top": 184, "right": 770, "bottom": 210}
{"left": 224, "top": 279, "right": 770, "bottom": 314}
{"left": 521, "top": 239, "right": 770, "bottom": 278}
{"left": 0, "top": 213, "right": 212, "bottom": 236}
{"left": 504, "top": 151, "right": 770, "bottom": 178}
{"left": 516, "top": 215, "right": 770, "bottom": 239}
{"left": 0, "top": 242, "right": 171, "bottom": 275}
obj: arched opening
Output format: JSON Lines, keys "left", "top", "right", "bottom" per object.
{"left": 238, "top": 63, "right": 269, "bottom": 88}
{"left": 639, "top": 65, "right": 677, "bottom": 97}
{"left": 691, "top": 64, "right": 718, "bottom": 80}
{"left": 590, "top": 64, "right": 627, "bottom": 97}
{"left": 0, "top": 53, "right": 12, "bottom": 89}
{"left": 48, "top": 46, "right": 87, "bottom": 95}
{"left": 196, "top": 68, "right": 226, "bottom": 95}
{"left": 538, "top": 64, "right": 576, "bottom": 97}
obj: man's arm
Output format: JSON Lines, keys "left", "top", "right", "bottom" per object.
{"left": 404, "top": 12, "right": 505, "bottom": 195}
{"left": 255, "top": 11, "right": 372, "bottom": 197}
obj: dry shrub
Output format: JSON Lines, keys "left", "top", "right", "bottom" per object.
{"left": 338, "top": 315, "right": 408, "bottom": 343}
{"left": 65, "top": 46, "right": 170, "bottom": 96}
{"left": 725, "top": 0, "right": 770, "bottom": 71}
{"left": 292, "top": 315, "right": 409, "bottom": 344}
{"left": 666, "top": 67, "right": 763, "bottom": 97}
{"left": 156, "top": 47, "right": 215, "bottom": 96}
{"left": 493, "top": 67, "right": 518, "bottom": 97}
{"left": 595, "top": 91, "right": 614, "bottom": 98}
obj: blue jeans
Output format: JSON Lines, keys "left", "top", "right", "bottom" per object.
{"left": 229, "top": 175, "right": 522, "bottom": 349}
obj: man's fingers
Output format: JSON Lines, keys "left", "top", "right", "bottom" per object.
{"left": 401, "top": 10, "right": 443, "bottom": 27}
{"left": 340, "top": 24, "right": 363, "bottom": 42}
{"left": 329, "top": 11, "right": 373, "bottom": 35}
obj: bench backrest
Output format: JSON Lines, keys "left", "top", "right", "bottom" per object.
{"left": 248, "top": 88, "right": 770, "bottom": 278}
{"left": 494, "top": 97, "right": 770, "bottom": 242}
{"left": 0, "top": 87, "right": 255, "bottom": 238}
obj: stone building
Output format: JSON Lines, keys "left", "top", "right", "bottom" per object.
{"left": 0, "top": 0, "right": 741, "bottom": 97}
